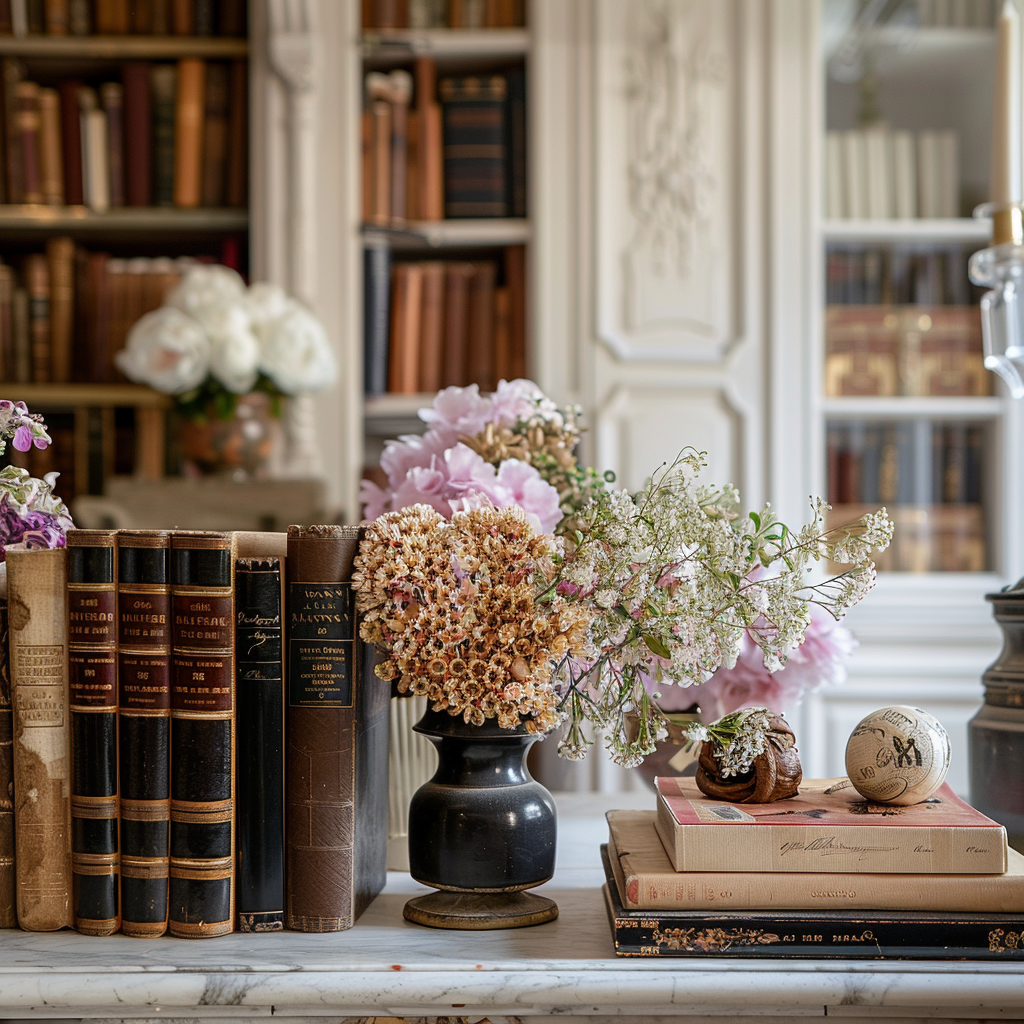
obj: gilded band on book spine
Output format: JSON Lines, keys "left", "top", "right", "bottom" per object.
{"left": 169, "top": 531, "right": 236, "bottom": 938}
{"left": 117, "top": 530, "right": 171, "bottom": 937}
{"left": 235, "top": 556, "right": 284, "bottom": 932}
{"left": 67, "top": 530, "right": 119, "bottom": 936}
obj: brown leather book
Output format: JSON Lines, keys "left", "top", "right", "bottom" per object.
{"left": 169, "top": 531, "right": 237, "bottom": 939}
{"left": 466, "top": 259, "right": 496, "bottom": 391}
{"left": 405, "top": 107, "right": 418, "bottom": 221}
{"left": 93, "top": 0, "right": 128, "bottom": 33}
{"left": 218, "top": 0, "right": 245, "bottom": 36}
{"left": 58, "top": 78, "right": 83, "bottom": 205}
{"left": 0, "top": 0, "right": 13, "bottom": 33}
{"left": 200, "top": 61, "right": 228, "bottom": 207}
{"left": 46, "top": 236, "right": 74, "bottom": 382}
{"left": 151, "top": 0, "right": 169, "bottom": 34}
{"left": 173, "top": 58, "right": 205, "bottom": 207}
{"left": 225, "top": 58, "right": 247, "bottom": 207}
{"left": 11, "top": 286, "right": 29, "bottom": 383}
{"left": 368, "top": 95, "right": 391, "bottom": 226}
{"left": 389, "top": 70, "right": 412, "bottom": 225}
{"left": 100, "top": 81, "right": 124, "bottom": 207}
{"left": 171, "top": 0, "right": 193, "bottom": 34}
{"left": 360, "top": 107, "right": 372, "bottom": 223}
{"left": 417, "top": 260, "right": 446, "bottom": 393}
{"left": 387, "top": 262, "right": 422, "bottom": 394}
{"left": 2, "top": 59, "right": 25, "bottom": 205}
{"left": 106, "top": 258, "right": 129, "bottom": 372}
{"left": 122, "top": 62, "right": 151, "bottom": 206}
{"left": 15, "top": 79, "right": 42, "bottom": 204}
{"left": 37, "top": 86, "right": 63, "bottom": 205}
{"left": 68, "top": 0, "right": 90, "bottom": 34}
{"left": 0, "top": 264, "right": 13, "bottom": 382}
{"left": 285, "top": 526, "right": 387, "bottom": 932}
{"left": 492, "top": 284, "right": 511, "bottom": 385}
{"left": 0, "top": 600, "right": 14, "bottom": 929}
{"left": 414, "top": 58, "right": 443, "bottom": 221}
{"left": 130, "top": 0, "right": 152, "bottom": 32}
{"left": 448, "top": 0, "right": 463, "bottom": 26}
{"left": 24, "top": 252, "right": 50, "bottom": 382}
{"left": 504, "top": 243, "right": 526, "bottom": 379}
{"left": 7, "top": 546, "right": 73, "bottom": 932}
{"left": 441, "top": 261, "right": 474, "bottom": 386}
{"left": 43, "top": 0, "right": 67, "bottom": 33}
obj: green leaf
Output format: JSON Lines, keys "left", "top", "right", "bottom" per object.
{"left": 643, "top": 634, "right": 671, "bottom": 659}
{"left": 749, "top": 511, "right": 761, "bottom": 530}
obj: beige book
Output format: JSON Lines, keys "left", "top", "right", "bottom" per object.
{"left": 824, "top": 131, "right": 844, "bottom": 219}
{"left": 7, "top": 546, "right": 72, "bottom": 931}
{"left": 610, "top": 809, "right": 1024, "bottom": 913}
{"left": 892, "top": 130, "right": 916, "bottom": 219}
{"left": 37, "top": 88, "right": 64, "bottom": 206}
{"left": 79, "top": 87, "right": 109, "bottom": 213}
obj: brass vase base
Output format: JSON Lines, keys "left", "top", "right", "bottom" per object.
{"left": 403, "top": 889, "right": 558, "bottom": 930}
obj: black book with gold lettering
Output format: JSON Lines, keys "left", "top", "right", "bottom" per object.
{"left": 169, "top": 531, "right": 236, "bottom": 939}
{"left": 67, "top": 530, "right": 119, "bottom": 936}
{"left": 235, "top": 556, "right": 284, "bottom": 932}
{"left": 117, "top": 530, "right": 171, "bottom": 938}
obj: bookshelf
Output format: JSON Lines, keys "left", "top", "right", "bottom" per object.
{"left": 0, "top": 18, "right": 251, "bottom": 505}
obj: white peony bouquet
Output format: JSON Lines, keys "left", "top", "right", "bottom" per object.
{"left": 115, "top": 265, "right": 337, "bottom": 420}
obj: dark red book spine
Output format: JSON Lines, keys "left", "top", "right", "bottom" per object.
{"left": 122, "top": 63, "right": 151, "bottom": 207}
{"left": 59, "top": 79, "right": 83, "bottom": 206}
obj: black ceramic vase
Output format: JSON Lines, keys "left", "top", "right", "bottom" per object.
{"left": 403, "top": 706, "right": 558, "bottom": 929}
{"left": 969, "top": 577, "right": 1024, "bottom": 852}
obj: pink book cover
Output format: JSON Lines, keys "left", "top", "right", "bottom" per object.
{"left": 655, "top": 776, "right": 1004, "bottom": 830}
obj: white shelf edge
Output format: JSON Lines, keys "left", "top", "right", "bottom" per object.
{"left": 822, "top": 396, "right": 1003, "bottom": 419}
{"left": 0, "top": 205, "right": 249, "bottom": 231}
{"left": 362, "top": 28, "right": 530, "bottom": 59}
{"left": 364, "top": 393, "right": 432, "bottom": 418}
{"left": 362, "top": 219, "right": 531, "bottom": 249}
{"left": 822, "top": 218, "right": 991, "bottom": 243}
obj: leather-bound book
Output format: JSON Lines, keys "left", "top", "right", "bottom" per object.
{"left": 100, "top": 82, "right": 125, "bottom": 208}
{"left": 363, "top": 242, "right": 391, "bottom": 396}
{"left": 7, "top": 546, "right": 72, "bottom": 931}
{"left": 387, "top": 262, "right": 422, "bottom": 394}
{"left": 0, "top": 599, "right": 14, "bottom": 928}
{"left": 285, "top": 526, "right": 388, "bottom": 932}
{"left": 169, "top": 531, "right": 236, "bottom": 938}
{"left": 505, "top": 66, "right": 526, "bottom": 217}
{"left": 173, "top": 58, "right": 204, "bottom": 208}
{"left": 44, "top": 0, "right": 67, "bottom": 33}
{"left": 200, "top": 61, "right": 228, "bottom": 207}
{"left": 194, "top": 0, "right": 211, "bottom": 35}
{"left": 129, "top": 0, "right": 152, "bottom": 33}
{"left": 0, "top": 0, "right": 11, "bottom": 33}
{"left": 171, "top": 0, "right": 193, "bottom": 35}
{"left": 441, "top": 261, "right": 473, "bottom": 387}
{"left": 504, "top": 244, "right": 526, "bottom": 379}
{"left": 0, "top": 264, "right": 13, "bottom": 384}
{"left": 117, "top": 530, "right": 171, "bottom": 938}
{"left": 46, "top": 236, "right": 74, "bottom": 383}
{"left": 417, "top": 260, "right": 445, "bottom": 393}
{"left": 415, "top": 57, "right": 443, "bottom": 222}
{"left": 150, "top": 64, "right": 176, "bottom": 207}
{"left": 66, "top": 530, "right": 119, "bottom": 936}
{"left": 93, "top": 0, "right": 127, "bottom": 33}
{"left": 24, "top": 252, "right": 49, "bottom": 383}
{"left": 11, "top": 286, "right": 29, "bottom": 383}
{"left": 150, "top": 0, "right": 169, "bottom": 34}
{"left": 225, "top": 59, "right": 247, "bottom": 207}
{"left": 466, "top": 259, "right": 496, "bottom": 391}
{"left": 15, "top": 79, "right": 42, "bottom": 204}
{"left": 38, "top": 86, "right": 63, "bottom": 204}
{"left": 235, "top": 557, "right": 284, "bottom": 932}
{"left": 440, "top": 75, "right": 508, "bottom": 218}
{"left": 58, "top": 78, "right": 83, "bottom": 205}
{"left": 2, "top": 59, "right": 24, "bottom": 204}
{"left": 218, "top": 0, "right": 245, "bottom": 36}
{"left": 68, "top": 0, "right": 89, "bottom": 34}
{"left": 492, "top": 284, "right": 511, "bottom": 385}
{"left": 122, "top": 63, "right": 151, "bottom": 207}
{"left": 388, "top": 70, "right": 412, "bottom": 224}
{"left": 26, "top": 0, "right": 43, "bottom": 35}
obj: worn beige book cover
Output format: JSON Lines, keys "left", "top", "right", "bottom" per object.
{"left": 611, "top": 809, "right": 1024, "bottom": 912}
{"left": 655, "top": 776, "right": 1007, "bottom": 875}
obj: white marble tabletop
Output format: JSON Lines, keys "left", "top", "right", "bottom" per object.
{"left": 2, "top": 792, "right": 1024, "bottom": 1021}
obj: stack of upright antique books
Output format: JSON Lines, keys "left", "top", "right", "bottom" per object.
{"left": 603, "top": 776, "right": 1024, "bottom": 959}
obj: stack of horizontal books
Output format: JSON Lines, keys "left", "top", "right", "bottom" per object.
{"left": 603, "top": 776, "right": 1024, "bottom": 959}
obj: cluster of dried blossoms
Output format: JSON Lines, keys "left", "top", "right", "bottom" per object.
{"left": 353, "top": 503, "right": 590, "bottom": 733}
{"left": 553, "top": 451, "right": 894, "bottom": 767}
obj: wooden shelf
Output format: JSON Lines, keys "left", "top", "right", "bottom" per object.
{"left": 0, "top": 205, "right": 248, "bottom": 233}
{"left": 822, "top": 396, "right": 1002, "bottom": 420}
{"left": 822, "top": 218, "right": 991, "bottom": 244}
{"left": 0, "top": 34, "right": 248, "bottom": 59}
{"left": 11, "top": 383, "right": 170, "bottom": 408}
{"left": 362, "top": 28, "right": 529, "bottom": 60}
{"left": 362, "top": 219, "right": 530, "bottom": 250}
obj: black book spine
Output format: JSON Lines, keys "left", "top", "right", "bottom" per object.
{"left": 169, "top": 531, "right": 236, "bottom": 939}
{"left": 363, "top": 242, "right": 391, "bottom": 395}
{"left": 117, "top": 530, "right": 171, "bottom": 938}
{"left": 235, "top": 557, "right": 284, "bottom": 933}
{"left": 67, "top": 529, "right": 119, "bottom": 937}
{"left": 440, "top": 75, "right": 508, "bottom": 218}
{"left": 505, "top": 66, "right": 527, "bottom": 218}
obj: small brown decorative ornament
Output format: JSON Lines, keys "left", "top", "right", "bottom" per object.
{"left": 695, "top": 715, "right": 802, "bottom": 803}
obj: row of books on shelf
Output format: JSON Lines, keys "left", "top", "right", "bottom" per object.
{"left": 824, "top": 127, "right": 960, "bottom": 221}
{"left": 603, "top": 778, "right": 1023, "bottom": 960}
{"left": 362, "top": 59, "right": 526, "bottom": 224}
{"left": 825, "top": 245, "right": 975, "bottom": 307}
{"left": 915, "top": 0, "right": 1000, "bottom": 27}
{"left": 825, "top": 305, "right": 987, "bottom": 398}
{"left": 0, "top": 242, "right": 237, "bottom": 384}
{"left": 362, "top": 0, "right": 526, "bottom": 30}
{"left": 0, "top": 528, "right": 387, "bottom": 938}
{"left": 1, "top": 57, "right": 247, "bottom": 209}
{"left": 364, "top": 244, "right": 525, "bottom": 395}
{"left": 0, "top": 0, "right": 247, "bottom": 37}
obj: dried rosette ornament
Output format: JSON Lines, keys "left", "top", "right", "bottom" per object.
{"left": 353, "top": 502, "right": 590, "bottom": 733}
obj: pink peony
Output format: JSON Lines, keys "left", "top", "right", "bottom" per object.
{"left": 495, "top": 458, "right": 563, "bottom": 535}
{"left": 489, "top": 378, "right": 555, "bottom": 428}
{"left": 418, "top": 384, "right": 493, "bottom": 440}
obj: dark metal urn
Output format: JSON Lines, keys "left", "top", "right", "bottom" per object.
{"left": 969, "top": 577, "right": 1024, "bottom": 852}
{"left": 403, "top": 706, "right": 558, "bottom": 929}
